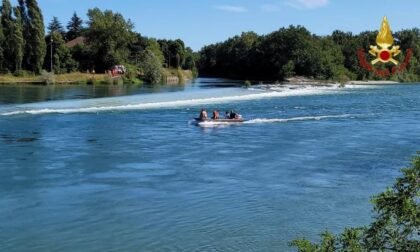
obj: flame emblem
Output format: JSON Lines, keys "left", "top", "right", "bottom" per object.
{"left": 369, "top": 16, "right": 400, "bottom": 65}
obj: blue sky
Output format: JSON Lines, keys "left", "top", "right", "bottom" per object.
{"left": 13, "top": 0, "right": 420, "bottom": 51}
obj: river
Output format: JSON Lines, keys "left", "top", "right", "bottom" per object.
{"left": 0, "top": 79, "right": 419, "bottom": 251}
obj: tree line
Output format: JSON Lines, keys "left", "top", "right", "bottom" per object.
{"left": 198, "top": 26, "right": 420, "bottom": 82}
{"left": 0, "top": 0, "right": 197, "bottom": 84}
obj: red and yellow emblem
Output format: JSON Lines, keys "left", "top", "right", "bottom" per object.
{"left": 369, "top": 16, "right": 400, "bottom": 65}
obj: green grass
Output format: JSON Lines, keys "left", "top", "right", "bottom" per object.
{"left": 0, "top": 72, "right": 109, "bottom": 84}
{"left": 0, "top": 69, "right": 192, "bottom": 85}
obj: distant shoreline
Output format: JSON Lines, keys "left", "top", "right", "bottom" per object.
{"left": 0, "top": 69, "right": 193, "bottom": 85}
{"left": 345, "top": 80, "right": 399, "bottom": 85}
{"left": 283, "top": 76, "right": 401, "bottom": 85}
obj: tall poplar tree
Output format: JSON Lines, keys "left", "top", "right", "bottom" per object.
{"left": 26, "top": 0, "right": 46, "bottom": 73}
{"left": 12, "top": 7, "right": 24, "bottom": 72}
{"left": 17, "top": 0, "right": 30, "bottom": 69}
{"left": 1, "top": 0, "right": 13, "bottom": 70}
{"left": 0, "top": 15, "right": 4, "bottom": 71}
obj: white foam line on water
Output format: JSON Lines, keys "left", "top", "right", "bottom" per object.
{"left": 193, "top": 114, "right": 356, "bottom": 128}
{"left": 1, "top": 88, "right": 336, "bottom": 116}
{"left": 244, "top": 114, "right": 353, "bottom": 124}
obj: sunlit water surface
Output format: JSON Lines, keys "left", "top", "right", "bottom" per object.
{"left": 0, "top": 79, "right": 419, "bottom": 251}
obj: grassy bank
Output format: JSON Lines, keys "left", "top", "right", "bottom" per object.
{"left": 161, "top": 68, "right": 194, "bottom": 84}
{"left": 0, "top": 72, "right": 108, "bottom": 85}
{"left": 0, "top": 68, "right": 195, "bottom": 85}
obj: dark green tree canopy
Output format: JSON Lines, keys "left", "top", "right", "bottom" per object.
{"left": 66, "top": 12, "right": 83, "bottom": 41}
{"left": 26, "top": 0, "right": 46, "bottom": 73}
{"left": 48, "top": 16, "right": 65, "bottom": 37}
{"left": 12, "top": 6, "right": 24, "bottom": 72}
{"left": 0, "top": 1, "right": 194, "bottom": 76}
{"left": 1, "top": 0, "right": 14, "bottom": 70}
{"left": 198, "top": 26, "right": 420, "bottom": 82}
{"left": 85, "top": 8, "right": 135, "bottom": 71}
{"left": 138, "top": 49, "right": 162, "bottom": 84}
{"left": 158, "top": 39, "right": 188, "bottom": 68}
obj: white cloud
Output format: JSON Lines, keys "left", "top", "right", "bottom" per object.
{"left": 215, "top": 5, "right": 248, "bottom": 13}
{"left": 286, "top": 0, "right": 329, "bottom": 9}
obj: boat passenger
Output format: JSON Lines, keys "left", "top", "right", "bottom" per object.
{"left": 199, "top": 109, "right": 208, "bottom": 120}
{"left": 225, "top": 111, "right": 230, "bottom": 119}
{"left": 212, "top": 111, "right": 220, "bottom": 120}
{"left": 229, "top": 110, "right": 241, "bottom": 119}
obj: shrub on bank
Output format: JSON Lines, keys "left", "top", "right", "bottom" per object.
{"left": 291, "top": 153, "right": 420, "bottom": 252}
{"left": 138, "top": 49, "right": 163, "bottom": 84}
{"left": 13, "top": 70, "right": 35, "bottom": 77}
{"left": 244, "top": 80, "right": 252, "bottom": 87}
{"left": 39, "top": 70, "right": 56, "bottom": 84}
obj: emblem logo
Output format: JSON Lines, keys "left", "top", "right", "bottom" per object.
{"left": 358, "top": 16, "right": 412, "bottom": 77}
{"left": 369, "top": 16, "right": 400, "bottom": 65}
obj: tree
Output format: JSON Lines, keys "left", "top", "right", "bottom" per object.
{"left": 26, "top": 0, "right": 46, "bottom": 73}
{"left": 146, "top": 38, "right": 164, "bottom": 65}
{"left": 17, "top": 0, "right": 30, "bottom": 70}
{"left": 85, "top": 8, "right": 135, "bottom": 71}
{"left": 48, "top": 16, "right": 65, "bottom": 37}
{"left": 183, "top": 47, "right": 197, "bottom": 70}
{"left": 66, "top": 12, "right": 83, "bottom": 41}
{"left": 158, "top": 39, "right": 187, "bottom": 68}
{"left": 138, "top": 49, "right": 162, "bottom": 84}
{"left": 291, "top": 153, "right": 420, "bottom": 252}
{"left": 44, "top": 31, "right": 77, "bottom": 73}
{"left": 282, "top": 60, "right": 295, "bottom": 78}
{"left": 1, "top": 0, "right": 14, "bottom": 71}
{"left": 12, "top": 7, "right": 24, "bottom": 72}
{"left": 0, "top": 16, "right": 4, "bottom": 71}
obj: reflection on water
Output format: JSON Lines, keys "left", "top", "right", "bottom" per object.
{"left": 0, "top": 83, "right": 191, "bottom": 104}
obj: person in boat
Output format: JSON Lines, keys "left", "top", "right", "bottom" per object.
{"left": 199, "top": 109, "right": 208, "bottom": 120}
{"left": 229, "top": 110, "right": 241, "bottom": 119}
{"left": 212, "top": 111, "right": 220, "bottom": 120}
{"left": 225, "top": 111, "right": 231, "bottom": 119}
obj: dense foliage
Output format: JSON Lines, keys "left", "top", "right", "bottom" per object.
{"left": 2, "top": 0, "right": 419, "bottom": 83}
{"left": 137, "top": 49, "right": 163, "bottom": 84}
{"left": 198, "top": 26, "right": 420, "bottom": 82}
{"left": 291, "top": 153, "right": 420, "bottom": 251}
{"left": 0, "top": 1, "right": 197, "bottom": 84}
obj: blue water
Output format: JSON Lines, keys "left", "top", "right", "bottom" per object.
{"left": 0, "top": 79, "right": 419, "bottom": 251}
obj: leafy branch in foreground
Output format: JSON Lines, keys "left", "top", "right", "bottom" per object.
{"left": 291, "top": 153, "right": 420, "bottom": 252}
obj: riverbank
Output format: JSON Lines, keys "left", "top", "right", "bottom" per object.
{"left": 284, "top": 76, "right": 400, "bottom": 85}
{"left": 0, "top": 72, "right": 109, "bottom": 85}
{"left": 0, "top": 69, "right": 194, "bottom": 85}
{"left": 346, "top": 80, "right": 399, "bottom": 85}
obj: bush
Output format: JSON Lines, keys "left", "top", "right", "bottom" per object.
{"left": 39, "top": 70, "right": 56, "bottom": 84}
{"left": 13, "top": 70, "right": 35, "bottom": 77}
{"left": 177, "top": 68, "right": 185, "bottom": 84}
{"left": 103, "top": 75, "right": 114, "bottom": 85}
{"left": 244, "top": 80, "right": 252, "bottom": 87}
{"left": 138, "top": 49, "right": 163, "bottom": 84}
{"left": 122, "top": 75, "right": 142, "bottom": 84}
{"left": 122, "top": 64, "right": 142, "bottom": 84}
{"left": 192, "top": 67, "right": 199, "bottom": 79}
{"left": 291, "top": 153, "right": 420, "bottom": 252}
{"left": 86, "top": 77, "right": 102, "bottom": 85}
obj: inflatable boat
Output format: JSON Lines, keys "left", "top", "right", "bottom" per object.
{"left": 194, "top": 118, "right": 245, "bottom": 123}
